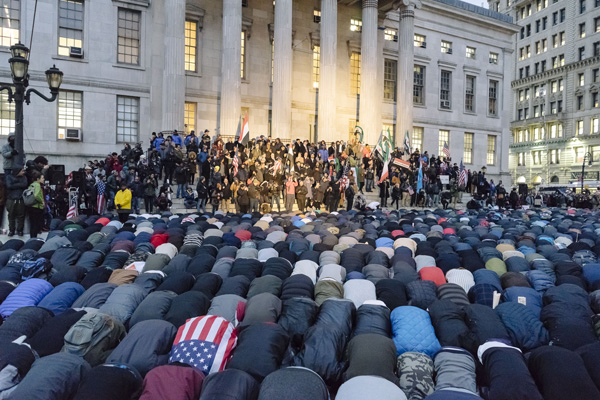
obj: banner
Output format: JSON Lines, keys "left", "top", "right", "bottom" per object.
{"left": 440, "top": 175, "right": 449, "bottom": 184}
{"left": 392, "top": 158, "right": 411, "bottom": 169}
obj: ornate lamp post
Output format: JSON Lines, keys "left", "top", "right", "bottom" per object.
{"left": 0, "top": 43, "right": 63, "bottom": 169}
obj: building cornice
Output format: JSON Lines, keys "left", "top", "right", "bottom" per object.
{"left": 512, "top": 56, "right": 600, "bottom": 88}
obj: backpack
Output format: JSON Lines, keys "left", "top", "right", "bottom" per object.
{"left": 22, "top": 184, "right": 36, "bottom": 206}
{"left": 62, "top": 312, "right": 126, "bottom": 367}
{"left": 20, "top": 258, "right": 51, "bottom": 280}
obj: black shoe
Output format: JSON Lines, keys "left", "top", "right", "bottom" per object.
{"left": 7, "top": 231, "right": 13, "bottom": 237}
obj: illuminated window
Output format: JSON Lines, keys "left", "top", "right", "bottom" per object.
{"left": 414, "top": 34, "right": 425, "bottom": 47}
{"left": 313, "top": 9, "right": 321, "bottom": 23}
{"left": 116, "top": 96, "right": 139, "bottom": 143}
{"left": 579, "top": 73, "right": 585, "bottom": 86}
{"left": 241, "top": 31, "right": 246, "bottom": 79}
{"left": 487, "top": 135, "right": 496, "bottom": 165}
{"left": 489, "top": 52, "right": 498, "bottom": 64}
{"left": 576, "top": 120, "right": 584, "bottom": 135}
{"left": 466, "top": 46, "right": 476, "bottom": 59}
{"left": 0, "top": 84, "right": 14, "bottom": 136}
{"left": 117, "top": 9, "right": 140, "bottom": 65}
{"left": 412, "top": 127, "right": 423, "bottom": 152}
{"left": 312, "top": 45, "right": 320, "bottom": 88}
{"left": 350, "top": 51, "right": 361, "bottom": 96}
{"left": 549, "top": 149, "right": 560, "bottom": 164}
{"left": 518, "top": 152, "right": 526, "bottom": 166}
{"left": 532, "top": 151, "right": 541, "bottom": 165}
{"left": 549, "top": 123, "right": 563, "bottom": 138}
{"left": 464, "top": 132, "right": 473, "bottom": 164}
{"left": 58, "top": 91, "right": 82, "bottom": 140}
{"left": 385, "top": 28, "right": 398, "bottom": 41}
{"left": 0, "top": 0, "right": 19, "bottom": 48}
{"left": 438, "top": 129, "right": 449, "bottom": 156}
{"left": 593, "top": 92, "right": 598, "bottom": 108}
{"left": 413, "top": 65, "right": 424, "bottom": 105}
{"left": 465, "top": 75, "right": 475, "bottom": 112}
{"left": 575, "top": 147, "right": 584, "bottom": 163}
{"left": 441, "top": 40, "right": 452, "bottom": 54}
{"left": 350, "top": 18, "right": 362, "bottom": 32}
{"left": 58, "top": 0, "right": 83, "bottom": 57}
{"left": 384, "top": 59, "right": 397, "bottom": 101}
{"left": 184, "top": 20, "right": 197, "bottom": 72}
{"left": 184, "top": 102, "right": 196, "bottom": 134}
{"left": 593, "top": 118, "right": 599, "bottom": 134}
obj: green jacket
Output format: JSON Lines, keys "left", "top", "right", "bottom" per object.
{"left": 31, "top": 181, "right": 45, "bottom": 209}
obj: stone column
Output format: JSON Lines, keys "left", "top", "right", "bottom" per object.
{"left": 396, "top": 0, "right": 421, "bottom": 148}
{"left": 272, "top": 0, "right": 293, "bottom": 140}
{"left": 219, "top": 0, "right": 242, "bottom": 136}
{"left": 318, "top": 0, "right": 337, "bottom": 142}
{"left": 162, "top": 0, "right": 186, "bottom": 132}
{"left": 359, "top": 0, "right": 379, "bottom": 146}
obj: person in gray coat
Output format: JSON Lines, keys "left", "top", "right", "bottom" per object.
{"left": 1, "top": 132, "right": 17, "bottom": 174}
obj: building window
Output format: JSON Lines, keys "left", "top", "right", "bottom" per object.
{"left": 487, "top": 135, "right": 496, "bottom": 165}
{"left": 549, "top": 149, "right": 560, "bottom": 164}
{"left": 184, "top": 20, "right": 198, "bottom": 72}
{"left": 579, "top": 73, "right": 585, "bottom": 86}
{"left": 524, "top": 107, "right": 530, "bottom": 119}
{"left": 241, "top": 31, "right": 246, "bottom": 79}
{"left": 0, "top": 0, "right": 19, "bottom": 48}
{"left": 350, "top": 18, "right": 362, "bottom": 32}
{"left": 117, "top": 9, "right": 141, "bottom": 65}
{"left": 312, "top": 45, "right": 320, "bottom": 89}
{"left": 593, "top": 92, "right": 599, "bottom": 108}
{"left": 57, "top": 91, "right": 82, "bottom": 140}
{"left": 466, "top": 46, "right": 476, "bottom": 59}
{"left": 412, "top": 126, "right": 423, "bottom": 152}
{"left": 577, "top": 120, "right": 584, "bottom": 135}
{"left": 465, "top": 75, "right": 475, "bottom": 113}
{"left": 489, "top": 52, "right": 498, "bottom": 64}
{"left": 541, "top": 39, "right": 547, "bottom": 52}
{"left": 580, "top": 23, "right": 586, "bottom": 38}
{"left": 594, "top": 69, "right": 600, "bottom": 83}
{"left": 549, "top": 123, "right": 563, "bottom": 138}
{"left": 350, "top": 51, "right": 361, "bottom": 96}
{"left": 581, "top": 0, "right": 587, "bottom": 13}
{"left": 313, "top": 9, "right": 321, "bottom": 23}
{"left": 518, "top": 152, "right": 526, "bottom": 166}
{"left": 0, "top": 85, "right": 14, "bottom": 136}
{"left": 384, "top": 59, "right": 397, "bottom": 101}
{"left": 593, "top": 118, "right": 599, "bottom": 134}
{"left": 542, "top": 16, "right": 547, "bottom": 29}
{"left": 413, "top": 65, "right": 424, "bottom": 105}
{"left": 385, "top": 28, "right": 398, "bottom": 42}
{"left": 577, "top": 96, "right": 584, "bottom": 111}
{"left": 596, "top": 17, "right": 600, "bottom": 32}
{"left": 413, "top": 33, "right": 425, "bottom": 47}
{"left": 116, "top": 96, "right": 139, "bottom": 143}
{"left": 441, "top": 40, "right": 452, "bottom": 54}
{"left": 579, "top": 47, "right": 585, "bottom": 61}
{"left": 464, "top": 132, "right": 473, "bottom": 164}
{"left": 550, "top": 101, "right": 557, "bottom": 114}
{"left": 532, "top": 151, "right": 542, "bottom": 165}
{"left": 184, "top": 102, "right": 196, "bottom": 134}
{"left": 58, "top": 0, "right": 83, "bottom": 57}
{"left": 575, "top": 147, "right": 584, "bottom": 163}
{"left": 595, "top": 42, "right": 600, "bottom": 57}
{"left": 440, "top": 70, "right": 451, "bottom": 109}
{"left": 489, "top": 80, "right": 498, "bottom": 116}
{"left": 438, "top": 129, "right": 449, "bottom": 156}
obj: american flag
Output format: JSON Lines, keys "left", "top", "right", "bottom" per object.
{"left": 66, "top": 190, "right": 78, "bottom": 220}
{"left": 96, "top": 180, "right": 106, "bottom": 215}
{"left": 273, "top": 159, "right": 282, "bottom": 174}
{"left": 443, "top": 141, "right": 451, "bottom": 158}
{"left": 459, "top": 159, "right": 467, "bottom": 188}
{"left": 169, "top": 315, "right": 237, "bottom": 375}
{"left": 232, "top": 153, "right": 239, "bottom": 177}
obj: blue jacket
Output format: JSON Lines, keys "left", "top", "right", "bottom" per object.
{"left": 154, "top": 137, "right": 164, "bottom": 151}
{"left": 38, "top": 282, "right": 85, "bottom": 315}
{"left": 495, "top": 302, "right": 549, "bottom": 352}
{"left": 171, "top": 134, "right": 183, "bottom": 146}
{"left": 0, "top": 278, "right": 54, "bottom": 318}
{"left": 391, "top": 306, "right": 441, "bottom": 358}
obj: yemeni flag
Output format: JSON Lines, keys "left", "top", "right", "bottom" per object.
{"left": 237, "top": 113, "right": 249, "bottom": 146}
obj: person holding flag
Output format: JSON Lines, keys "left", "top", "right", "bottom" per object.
{"left": 403, "top": 130, "right": 411, "bottom": 159}
{"left": 235, "top": 113, "right": 250, "bottom": 147}
{"left": 375, "top": 128, "right": 393, "bottom": 184}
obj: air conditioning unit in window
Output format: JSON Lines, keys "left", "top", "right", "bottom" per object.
{"left": 314, "top": 15, "right": 321, "bottom": 23}
{"left": 393, "top": 35, "right": 399, "bottom": 42}
{"left": 65, "top": 129, "right": 82, "bottom": 141}
{"left": 446, "top": 48, "right": 453, "bottom": 54}
{"left": 69, "top": 47, "right": 83, "bottom": 58}
{"left": 489, "top": 57, "right": 496, "bottom": 63}
{"left": 441, "top": 100, "right": 450, "bottom": 108}
{"left": 420, "top": 42, "right": 426, "bottom": 48}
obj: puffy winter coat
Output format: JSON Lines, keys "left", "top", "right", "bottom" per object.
{"left": 38, "top": 282, "right": 85, "bottom": 315}
{"left": 495, "top": 302, "right": 549, "bottom": 351}
{"left": 391, "top": 306, "right": 441, "bottom": 358}
{"left": 0, "top": 278, "right": 53, "bottom": 318}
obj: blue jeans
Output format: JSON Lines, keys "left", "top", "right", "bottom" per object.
{"left": 366, "top": 179, "right": 374, "bottom": 191}
{"left": 131, "top": 197, "right": 140, "bottom": 213}
{"left": 197, "top": 198, "right": 207, "bottom": 214}
{"left": 177, "top": 184, "right": 186, "bottom": 198}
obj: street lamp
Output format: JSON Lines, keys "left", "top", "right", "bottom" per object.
{"left": 0, "top": 43, "right": 63, "bottom": 169}
{"left": 581, "top": 151, "right": 593, "bottom": 194}
{"left": 481, "top": 166, "right": 487, "bottom": 175}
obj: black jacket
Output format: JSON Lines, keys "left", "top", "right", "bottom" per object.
{"left": 5, "top": 173, "right": 27, "bottom": 200}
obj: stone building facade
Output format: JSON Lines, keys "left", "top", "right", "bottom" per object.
{"left": 0, "top": 0, "right": 515, "bottom": 182}
{"left": 492, "top": 0, "right": 600, "bottom": 186}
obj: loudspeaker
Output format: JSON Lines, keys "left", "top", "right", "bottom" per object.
{"left": 48, "top": 165, "right": 66, "bottom": 186}
{"left": 71, "top": 171, "right": 84, "bottom": 187}
{"left": 518, "top": 183, "right": 528, "bottom": 196}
